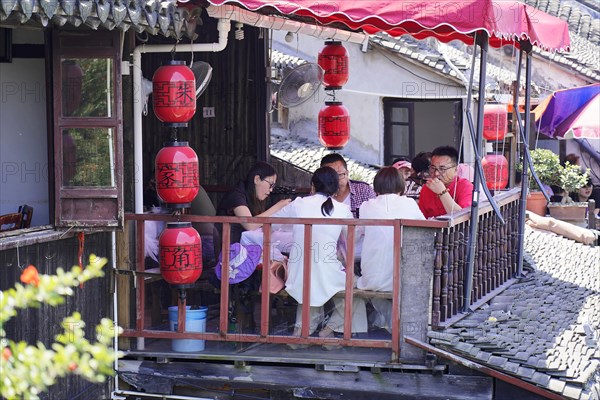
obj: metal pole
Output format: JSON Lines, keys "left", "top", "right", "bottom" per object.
{"left": 516, "top": 43, "right": 534, "bottom": 277}
{"left": 464, "top": 32, "right": 488, "bottom": 311}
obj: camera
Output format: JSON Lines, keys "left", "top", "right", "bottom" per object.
{"left": 417, "top": 171, "right": 431, "bottom": 179}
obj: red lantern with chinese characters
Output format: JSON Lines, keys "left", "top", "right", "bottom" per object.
{"left": 318, "top": 41, "right": 349, "bottom": 89}
{"left": 155, "top": 141, "right": 199, "bottom": 208}
{"left": 159, "top": 222, "right": 202, "bottom": 286}
{"left": 483, "top": 104, "right": 508, "bottom": 141}
{"left": 482, "top": 154, "right": 509, "bottom": 190}
{"left": 152, "top": 60, "right": 196, "bottom": 127}
{"left": 318, "top": 101, "right": 350, "bottom": 150}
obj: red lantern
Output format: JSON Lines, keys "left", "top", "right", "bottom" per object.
{"left": 152, "top": 60, "right": 196, "bottom": 127}
{"left": 318, "top": 101, "right": 350, "bottom": 150}
{"left": 155, "top": 141, "right": 200, "bottom": 208}
{"left": 318, "top": 41, "right": 349, "bottom": 89}
{"left": 483, "top": 104, "right": 508, "bottom": 141}
{"left": 159, "top": 222, "right": 202, "bottom": 286}
{"left": 482, "top": 154, "right": 509, "bottom": 190}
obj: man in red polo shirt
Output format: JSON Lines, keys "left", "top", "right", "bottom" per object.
{"left": 418, "top": 146, "right": 473, "bottom": 218}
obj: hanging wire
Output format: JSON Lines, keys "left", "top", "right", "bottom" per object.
{"left": 171, "top": 38, "right": 180, "bottom": 61}
{"left": 496, "top": 37, "right": 507, "bottom": 192}
{"left": 449, "top": 34, "right": 480, "bottom": 215}
{"left": 188, "top": 35, "right": 195, "bottom": 67}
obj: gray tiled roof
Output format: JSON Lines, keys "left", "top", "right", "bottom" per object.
{"left": 370, "top": 0, "right": 600, "bottom": 91}
{"left": 270, "top": 127, "right": 378, "bottom": 184}
{"left": 370, "top": 34, "right": 461, "bottom": 80}
{"left": 524, "top": 0, "right": 600, "bottom": 81}
{"left": 270, "top": 49, "right": 307, "bottom": 77}
{"left": 430, "top": 226, "right": 600, "bottom": 399}
{"left": 524, "top": 0, "right": 600, "bottom": 44}
{"left": 0, "top": 0, "right": 198, "bottom": 39}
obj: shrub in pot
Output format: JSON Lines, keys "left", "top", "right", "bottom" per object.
{"left": 516, "top": 149, "right": 562, "bottom": 215}
{"left": 547, "top": 163, "right": 590, "bottom": 223}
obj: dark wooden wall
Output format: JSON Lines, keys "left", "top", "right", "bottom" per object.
{"left": 0, "top": 233, "right": 114, "bottom": 399}
{"left": 128, "top": 14, "right": 268, "bottom": 213}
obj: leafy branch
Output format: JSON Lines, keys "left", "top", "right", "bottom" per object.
{"left": 0, "top": 255, "right": 122, "bottom": 399}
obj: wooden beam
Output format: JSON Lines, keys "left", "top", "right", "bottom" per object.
{"left": 118, "top": 359, "right": 492, "bottom": 400}
{"left": 116, "top": 220, "right": 131, "bottom": 349}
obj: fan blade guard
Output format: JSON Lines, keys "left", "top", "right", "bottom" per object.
{"left": 189, "top": 61, "right": 213, "bottom": 99}
{"left": 278, "top": 62, "right": 323, "bottom": 107}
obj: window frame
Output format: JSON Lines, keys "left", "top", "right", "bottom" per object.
{"left": 52, "top": 30, "right": 123, "bottom": 229}
{"left": 383, "top": 99, "right": 415, "bottom": 165}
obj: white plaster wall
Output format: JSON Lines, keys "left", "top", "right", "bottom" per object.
{"left": 0, "top": 57, "right": 49, "bottom": 226}
{"left": 272, "top": 31, "right": 466, "bottom": 166}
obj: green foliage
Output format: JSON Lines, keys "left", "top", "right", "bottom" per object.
{"left": 560, "top": 163, "right": 589, "bottom": 203}
{"left": 517, "top": 148, "right": 563, "bottom": 190}
{"left": 67, "top": 127, "right": 113, "bottom": 187}
{"left": 0, "top": 255, "right": 122, "bottom": 399}
{"left": 63, "top": 57, "right": 114, "bottom": 187}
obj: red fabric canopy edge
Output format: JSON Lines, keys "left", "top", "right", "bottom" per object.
{"left": 201, "top": 0, "right": 570, "bottom": 52}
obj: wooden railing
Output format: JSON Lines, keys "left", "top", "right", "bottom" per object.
{"left": 118, "top": 188, "right": 522, "bottom": 361}
{"left": 431, "top": 188, "right": 521, "bottom": 327}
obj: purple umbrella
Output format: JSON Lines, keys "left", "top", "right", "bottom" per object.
{"left": 534, "top": 83, "right": 600, "bottom": 139}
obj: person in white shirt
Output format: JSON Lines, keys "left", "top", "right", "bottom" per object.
{"left": 276, "top": 166, "right": 367, "bottom": 347}
{"left": 357, "top": 167, "right": 425, "bottom": 331}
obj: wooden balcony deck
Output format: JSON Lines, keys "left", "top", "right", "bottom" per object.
{"left": 117, "top": 188, "right": 522, "bottom": 367}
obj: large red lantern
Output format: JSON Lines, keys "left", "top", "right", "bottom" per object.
{"left": 318, "top": 41, "right": 349, "bottom": 89}
{"left": 483, "top": 104, "right": 508, "bottom": 141}
{"left": 155, "top": 141, "right": 200, "bottom": 208}
{"left": 159, "top": 222, "right": 202, "bottom": 286}
{"left": 152, "top": 60, "right": 196, "bottom": 127}
{"left": 482, "top": 154, "right": 509, "bottom": 190}
{"left": 318, "top": 101, "right": 350, "bottom": 150}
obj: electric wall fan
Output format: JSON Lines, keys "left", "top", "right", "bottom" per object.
{"left": 189, "top": 61, "right": 212, "bottom": 98}
{"left": 277, "top": 62, "right": 324, "bottom": 108}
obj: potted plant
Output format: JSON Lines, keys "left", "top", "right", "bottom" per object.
{"left": 517, "top": 148, "right": 562, "bottom": 215}
{"left": 547, "top": 163, "right": 590, "bottom": 224}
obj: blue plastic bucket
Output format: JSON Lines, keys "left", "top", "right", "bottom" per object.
{"left": 168, "top": 306, "right": 208, "bottom": 352}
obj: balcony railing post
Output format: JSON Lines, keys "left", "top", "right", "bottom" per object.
{"left": 391, "top": 219, "right": 402, "bottom": 361}
{"left": 441, "top": 230, "right": 449, "bottom": 320}
{"left": 135, "top": 219, "right": 146, "bottom": 350}
{"left": 260, "top": 223, "right": 272, "bottom": 337}
{"left": 219, "top": 223, "right": 231, "bottom": 336}
{"left": 343, "top": 225, "right": 356, "bottom": 341}
{"left": 432, "top": 232, "right": 443, "bottom": 325}
{"left": 300, "top": 224, "right": 312, "bottom": 339}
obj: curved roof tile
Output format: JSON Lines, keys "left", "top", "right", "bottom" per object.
{"left": 0, "top": 0, "right": 199, "bottom": 38}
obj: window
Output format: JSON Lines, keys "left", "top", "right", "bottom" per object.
{"left": 384, "top": 100, "right": 414, "bottom": 165}
{"left": 52, "top": 31, "right": 123, "bottom": 229}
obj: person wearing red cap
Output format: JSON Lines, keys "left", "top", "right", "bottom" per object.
{"left": 391, "top": 157, "right": 413, "bottom": 181}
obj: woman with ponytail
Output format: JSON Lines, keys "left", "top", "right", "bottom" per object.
{"left": 275, "top": 167, "right": 367, "bottom": 347}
